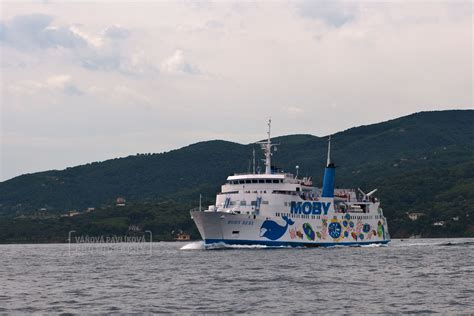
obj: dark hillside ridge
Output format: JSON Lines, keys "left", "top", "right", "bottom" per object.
{"left": 0, "top": 110, "right": 473, "bottom": 238}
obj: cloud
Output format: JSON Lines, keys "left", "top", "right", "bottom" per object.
{"left": 0, "top": 14, "right": 146, "bottom": 76}
{"left": 160, "top": 49, "right": 201, "bottom": 75}
{"left": 45, "top": 74, "right": 84, "bottom": 95}
{"left": 7, "top": 74, "right": 84, "bottom": 96}
{"left": 0, "top": 14, "right": 90, "bottom": 50}
{"left": 286, "top": 106, "right": 304, "bottom": 114}
{"left": 295, "top": 0, "right": 358, "bottom": 27}
{"left": 102, "top": 24, "right": 130, "bottom": 39}
{"left": 1, "top": 14, "right": 206, "bottom": 78}
{"left": 112, "top": 85, "right": 151, "bottom": 107}
{"left": 1, "top": 2, "right": 471, "bottom": 181}
{"left": 0, "top": 22, "right": 7, "bottom": 41}
{"left": 0, "top": 13, "right": 102, "bottom": 50}
{"left": 204, "top": 20, "right": 224, "bottom": 29}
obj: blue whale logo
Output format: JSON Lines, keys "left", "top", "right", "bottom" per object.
{"left": 260, "top": 216, "right": 295, "bottom": 240}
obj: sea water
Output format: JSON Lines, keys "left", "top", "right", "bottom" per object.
{"left": 0, "top": 239, "right": 472, "bottom": 314}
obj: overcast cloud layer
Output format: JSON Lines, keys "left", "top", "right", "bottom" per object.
{"left": 1, "top": 1, "right": 472, "bottom": 181}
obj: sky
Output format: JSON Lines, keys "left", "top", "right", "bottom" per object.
{"left": 0, "top": 0, "right": 472, "bottom": 181}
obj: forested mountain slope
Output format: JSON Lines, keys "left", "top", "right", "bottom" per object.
{"left": 1, "top": 110, "right": 473, "bottom": 240}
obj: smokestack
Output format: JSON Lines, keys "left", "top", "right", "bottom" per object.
{"left": 322, "top": 136, "right": 335, "bottom": 198}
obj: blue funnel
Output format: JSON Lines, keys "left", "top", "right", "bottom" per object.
{"left": 322, "top": 164, "right": 335, "bottom": 198}
{"left": 322, "top": 136, "right": 335, "bottom": 198}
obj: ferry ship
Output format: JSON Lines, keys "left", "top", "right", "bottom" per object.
{"left": 191, "top": 121, "right": 390, "bottom": 247}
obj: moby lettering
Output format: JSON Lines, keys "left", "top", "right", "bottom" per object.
{"left": 290, "top": 201, "right": 331, "bottom": 215}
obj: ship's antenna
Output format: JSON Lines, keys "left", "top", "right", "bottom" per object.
{"left": 256, "top": 119, "right": 278, "bottom": 174}
{"left": 264, "top": 119, "right": 272, "bottom": 174}
{"left": 252, "top": 147, "right": 256, "bottom": 174}
{"left": 326, "top": 135, "right": 332, "bottom": 166}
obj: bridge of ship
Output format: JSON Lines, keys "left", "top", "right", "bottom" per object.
{"left": 212, "top": 173, "right": 379, "bottom": 215}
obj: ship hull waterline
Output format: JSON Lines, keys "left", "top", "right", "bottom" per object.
{"left": 191, "top": 210, "right": 390, "bottom": 248}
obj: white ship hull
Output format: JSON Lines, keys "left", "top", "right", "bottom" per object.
{"left": 190, "top": 120, "right": 390, "bottom": 248}
{"left": 192, "top": 210, "right": 390, "bottom": 247}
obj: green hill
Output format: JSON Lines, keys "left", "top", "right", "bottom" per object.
{"left": 0, "top": 110, "right": 473, "bottom": 241}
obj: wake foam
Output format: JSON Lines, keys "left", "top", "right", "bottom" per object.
{"left": 180, "top": 241, "right": 294, "bottom": 250}
{"left": 180, "top": 241, "right": 205, "bottom": 250}
{"left": 360, "top": 243, "right": 387, "bottom": 248}
{"left": 394, "top": 239, "right": 474, "bottom": 248}
{"left": 205, "top": 242, "right": 288, "bottom": 250}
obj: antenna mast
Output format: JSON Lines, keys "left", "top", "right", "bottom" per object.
{"left": 263, "top": 119, "right": 272, "bottom": 174}
{"left": 265, "top": 119, "right": 271, "bottom": 174}
{"left": 256, "top": 119, "right": 278, "bottom": 174}
{"left": 327, "top": 135, "right": 332, "bottom": 166}
{"left": 252, "top": 148, "right": 256, "bottom": 174}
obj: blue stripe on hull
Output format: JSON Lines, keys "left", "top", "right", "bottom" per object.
{"left": 204, "top": 239, "right": 390, "bottom": 248}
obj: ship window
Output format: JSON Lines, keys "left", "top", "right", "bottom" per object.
{"left": 272, "top": 179, "right": 279, "bottom": 183}
{"left": 252, "top": 179, "right": 258, "bottom": 183}
{"left": 232, "top": 231, "right": 239, "bottom": 234}
{"left": 265, "top": 179, "right": 271, "bottom": 183}
{"left": 238, "top": 180, "right": 244, "bottom": 184}
{"left": 245, "top": 180, "right": 251, "bottom": 184}
{"left": 240, "top": 201, "right": 247, "bottom": 206}
{"left": 259, "top": 179, "right": 265, "bottom": 183}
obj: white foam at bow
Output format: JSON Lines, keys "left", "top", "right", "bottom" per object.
{"left": 180, "top": 241, "right": 205, "bottom": 250}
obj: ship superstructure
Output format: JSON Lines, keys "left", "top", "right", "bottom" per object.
{"left": 191, "top": 120, "right": 390, "bottom": 247}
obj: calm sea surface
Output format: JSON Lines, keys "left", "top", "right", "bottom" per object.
{"left": 0, "top": 239, "right": 473, "bottom": 314}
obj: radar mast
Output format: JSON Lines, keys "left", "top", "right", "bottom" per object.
{"left": 327, "top": 135, "right": 332, "bottom": 167}
{"left": 257, "top": 119, "right": 277, "bottom": 174}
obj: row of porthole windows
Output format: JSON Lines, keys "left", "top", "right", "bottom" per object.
{"left": 229, "top": 200, "right": 269, "bottom": 206}
{"left": 228, "top": 179, "right": 283, "bottom": 184}
{"left": 351, "top": 215, "right": 378, "bottom": 220}
{"left": 275, "top": 213, "right": 321, "bottom": 220}
{"left": 274, "top": 213, "right": 382, "bottom": 220}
